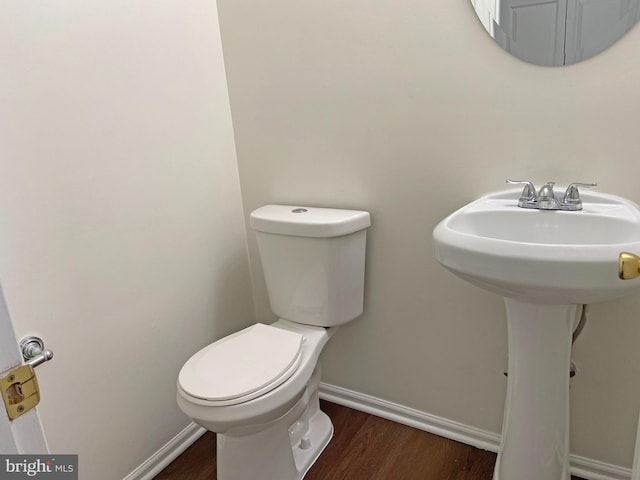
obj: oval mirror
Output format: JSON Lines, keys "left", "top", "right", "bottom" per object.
{"left": 471, "top": 0, "right": 640, "bottom": 66}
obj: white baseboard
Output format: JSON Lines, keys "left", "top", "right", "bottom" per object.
{"left": 124, "top": 384, "right": 632, "bottom": 480}
{"left": 123, "top": 422, "right": 206, "bottom": 480}
{"left": 319, "top": 382, "right": 633, "bottom": 480}
{"left": 320, "top": 382, "right": 501, "bottom": 452}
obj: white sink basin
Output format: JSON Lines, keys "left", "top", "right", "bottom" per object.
{"left": 434, "top": 187, "right": 640, "bottom": 479}
{"left": 433, "top": 188, "right": 640, "bottom": 304}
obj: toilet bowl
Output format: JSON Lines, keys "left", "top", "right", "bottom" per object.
{"left": 176, "top": 205, "right": 370, "bottom": 480}
{"left": 177, "top": 320, "right": 335, "bottom": 479}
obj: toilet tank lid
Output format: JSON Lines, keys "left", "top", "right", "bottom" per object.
{"left": 250, "top": 205, "right": 371, "bottom": 238}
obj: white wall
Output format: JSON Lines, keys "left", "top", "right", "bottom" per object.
{"left": 0, "top": 1, "right": 254, "bottom": 479}
{"left": 217, "top": 0, "right": 640, "bottom": 470}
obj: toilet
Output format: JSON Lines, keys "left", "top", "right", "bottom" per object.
{"left": 176, "top": 204, "right": 371, "bottom": 480}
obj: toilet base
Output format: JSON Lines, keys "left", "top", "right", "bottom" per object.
{"left": 217, "top": 367, "right": 333, "bottom": 480}
{"left": 292, "top": 409, "right": 333, "bottom": 478}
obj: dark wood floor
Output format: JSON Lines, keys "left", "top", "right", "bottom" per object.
{"left": 155, "top": 400, "right": 585, "bottom": 480}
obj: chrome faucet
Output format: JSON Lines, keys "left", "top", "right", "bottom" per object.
{"left": 536, "top": 182, "right": 560, "bottom": 210}
{"left": 506, "top": 180, "right": 597, "bottom": 211}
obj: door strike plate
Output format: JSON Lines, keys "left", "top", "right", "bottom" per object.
{"left": 1, "top": 364, "right": 40, "bottom": 421}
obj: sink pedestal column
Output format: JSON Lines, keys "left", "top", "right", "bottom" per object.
{"left": 493, "top": 299, "right": 577, "bottom": 480}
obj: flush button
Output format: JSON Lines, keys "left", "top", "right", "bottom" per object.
{"left": 291, "top": 208, "right": 308, "bottom": 213}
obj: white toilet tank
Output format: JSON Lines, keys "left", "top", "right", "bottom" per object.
{"left": 250, "top": 205, "right": 371, "bottom": 327}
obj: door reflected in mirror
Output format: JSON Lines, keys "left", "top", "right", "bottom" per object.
{"left": 471, "top": 0, "right": 640, "bottom": 66}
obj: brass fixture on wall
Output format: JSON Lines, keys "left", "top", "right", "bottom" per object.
{"left": 619, "top": 252, "right": 640, "bottom": 280}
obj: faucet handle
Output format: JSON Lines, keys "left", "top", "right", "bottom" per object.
{"left": 562, "top": 182, "right": 597, "bottom": 210}
{"left": 506, "top": 180, "right": 537, "bottom": 206}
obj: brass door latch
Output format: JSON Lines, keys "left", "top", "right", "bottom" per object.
{"left": 1, "top": 336, "right": 53, "bottom": 421}
{"left": 1, "top": 364, "right": 40, "bottom": 420}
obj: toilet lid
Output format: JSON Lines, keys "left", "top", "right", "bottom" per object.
{"left": 178, "top": 323, "right": 304, "bottom": 405}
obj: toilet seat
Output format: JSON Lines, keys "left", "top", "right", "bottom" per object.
{"left": 178, "top": 323, "right": 304, "bottom": 406}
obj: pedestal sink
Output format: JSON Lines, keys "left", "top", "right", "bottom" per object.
{"left": 433, "top": 188, "right": 640, "bottom": 480}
